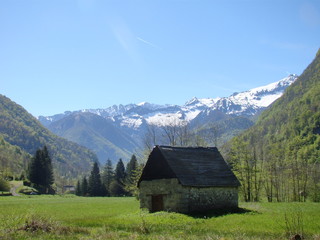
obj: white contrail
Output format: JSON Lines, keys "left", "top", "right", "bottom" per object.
{"left": 136, "top": 37, "right": 160, "bottom": 49}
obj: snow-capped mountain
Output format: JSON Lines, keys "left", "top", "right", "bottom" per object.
{"left": 38, "top": 74, "right": 298, "bottom": 163}
{"left": 40, "top": 74, "right": 297, "bottom": 129}
{"left": 123, "top": 74, "right": 297, "bottom": 127}
{"left": 183, "top": 74, "right": 297, "bottom": 116}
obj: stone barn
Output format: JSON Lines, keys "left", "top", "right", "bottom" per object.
{"left": 138, "top": 146, "right": 240, "bottom": 213}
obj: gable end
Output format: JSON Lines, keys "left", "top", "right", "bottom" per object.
{"left": 138, "top": 146, "right": 177, "bottom": 186}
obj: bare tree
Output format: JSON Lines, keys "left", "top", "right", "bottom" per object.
{"left": 176, "top": 120, "right": 192, "bottom": 146}
{"left": 161, "top": 119, "right": 180, "bottom": 146}
{"left": 199, "top": 124, "right": 220, "bottom": 147}
{"left": 144, "top": 118, "right": 211, "bottom": 149}
{"left": 143, "top": 124, "right": 159, "bottom": 151}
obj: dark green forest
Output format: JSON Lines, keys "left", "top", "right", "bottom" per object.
{"left": 224, "top": 50, "right": 320, "bottom": 202}
{"left": 0, "top": 135, "right": 30, "bottom": 178}
{"left": 76, "top": 155, "right": 141, "bottom": 197}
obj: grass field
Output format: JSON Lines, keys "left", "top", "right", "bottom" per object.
{"left": 0, "top": 195, "right": 319, "bottom": 240}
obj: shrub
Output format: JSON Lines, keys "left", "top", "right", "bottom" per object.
{"left": 18, "top": 214, "right": 89, "bottom": 235}
{"left": 23, "top": 180, "right": 31, "bottom": 186}
{"left": 19, "top": 215, "right": 54, "bottom": 233}
{"left": 18, "top": 186, "right": 38, "bottom": 195}
{"left": 0, "top": 178, "right": 10, "bottom": 193}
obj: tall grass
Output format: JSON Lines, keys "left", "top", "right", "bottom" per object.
{"left": 0, "top": 196, "right": 319, "bottom": 239}
{"left": 283, "top": 205, "right": 304, "bottom": 239}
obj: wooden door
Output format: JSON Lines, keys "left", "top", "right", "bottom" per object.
{"left": 151, "top": 195, "right": 164, "bottom": 212}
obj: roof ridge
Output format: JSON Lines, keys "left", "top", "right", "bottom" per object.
{"left": 157, "top": 145, "right": 218, "bottom": 150}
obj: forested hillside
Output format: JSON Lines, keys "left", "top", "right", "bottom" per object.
{"left": 0, "top": 135, "right": 30, "bottom": 177}
{"left": 225, "top": 50, "right": 320, "bottom": 202}
{"left": 195, "top": 115, "right": 255, "bottom": 145}
{"left": 0, "top": 95, "right": 98, "bottom": 179}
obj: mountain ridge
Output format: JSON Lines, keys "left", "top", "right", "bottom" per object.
{"left": 39, "top": 74, "right": 298, "bottom": 127}
{"left": 39, "top": 74, "right": 298, "bottom": 163}
{"left": 47, "top": 112, "right": 140, "bottom": 163}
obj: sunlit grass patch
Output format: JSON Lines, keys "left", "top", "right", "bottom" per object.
{"left": 0, "top": 196, "right": 319, "bottom": 239}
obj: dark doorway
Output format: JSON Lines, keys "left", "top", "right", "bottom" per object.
{"left": 151, "top": 195, "right": 164, "bottom": 212}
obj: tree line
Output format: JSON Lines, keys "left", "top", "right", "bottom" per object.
{"left": 1, "top": 145, "right": 56, "bottom": 195}
{"left": 1, "top": 144, "right": 142, "bottom": 197}
{"left": 225, "top": 132, "right": 320, "bottom": 203}
{"left": 143, "top": 119, "right": 220, "bottom": 151}
{"left": 75, "top": 155, "right": 142, "bottom": 197}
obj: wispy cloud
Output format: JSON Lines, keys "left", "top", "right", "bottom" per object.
{"left": 107, "top": 17, "right": 161, "bottom": 65}
{"left": 136, "top": 37, "right": 161, "bottom": 50}
{"left": 108, "top": 16, "right": 141, "bottom": 63}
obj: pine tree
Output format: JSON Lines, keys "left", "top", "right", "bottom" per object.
{"left": 126, "top": 155, "right": 138, "bottom": 185}
{"left": 88, "top": 162, "right": 106, "bottom": 196}
{"left": 28, "top": 149, "right": 43, "bottom": 186}
{"left": 75, "top": 180, "right": 82, "bottom": 196}
{"left": 41, "top": 146, "right": 54, "bottom": 191}
{"left": 125, "top": 163, "right": 144, "bottom": 197}
{"left": 110, "top": 159, "right": 126, "bottom": 196}
{"left": 101, "top": 159, "right": 114, "bottom": 196}
{"left": 81, "top": 177, "right": 88, "bottom": 196}
{"left": 28, "top": 146, "right": 54, "bottom": 193}
{"left": 109, "top": 180, "right": 125, "bottom": 197}
{"left": 125, "top": 155, "right": 139, "bottom": 196}
{"left": 115, "top": 159, "right": 126, "bottom": 184}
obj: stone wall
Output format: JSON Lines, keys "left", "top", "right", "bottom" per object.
{"left": 139, "top": 178, "right": 188, "bottom": 212}
{"left": 187, "top": 186, "right": 238, "bottom": 212}
{"left": 139, "top": 178, "right": 239, "bottom": 213}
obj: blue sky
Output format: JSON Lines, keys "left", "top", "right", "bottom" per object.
{"left": 1, "top": 0, "right": 319, "bottom": 116}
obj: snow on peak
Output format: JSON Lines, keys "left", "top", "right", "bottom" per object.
{"left": 137, "top": 101, "right": 148, "bottom": 106}
{"left": 185, "top": 97, "right": 199, "bottom": 106}
{"left": 137, "top": 102, "right": 167, "bottom": 110}
{"left": 146, "top": 112, "right": 185, "bottom": 126}
{"left": 227, "top": 74, "right": 298, "bottom": 109}
{"left": 184, "top": 97, "right": 220, "bottom": 109}
{"left": 246, "top": 74, "right": 297, "bottom": 96}
{"left": 38, "top": 74, "right": 297, "bottom": 129}
{"left": 197, "top": 98, "right": 220, "bottom": 108}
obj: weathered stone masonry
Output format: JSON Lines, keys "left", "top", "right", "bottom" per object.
{"left": 139, "top": 178, "right": 239, "bottom": 213}
{"left": 138, "top": 146, "right": 241, "bottom": 213}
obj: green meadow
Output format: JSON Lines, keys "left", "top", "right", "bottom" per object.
{"left": 0, "top": 196, "right": 319, "bottom": 240}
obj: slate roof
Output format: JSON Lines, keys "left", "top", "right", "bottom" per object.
{"left": 139, "top": 145, "right": 241, "bottom": 187}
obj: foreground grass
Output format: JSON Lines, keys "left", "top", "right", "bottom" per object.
{"left": 0, "top": 195, "right": 319, "bottom": 240}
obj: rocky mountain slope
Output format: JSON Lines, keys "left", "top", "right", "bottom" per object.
{"left": 47, "top": 112, "right": 140, "bottom": 163}
{"left": 40, "top": 74, "right": 297, "bottom": 127}
{"left": 39, "top": 74, "right": 298, "bottom": 163}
